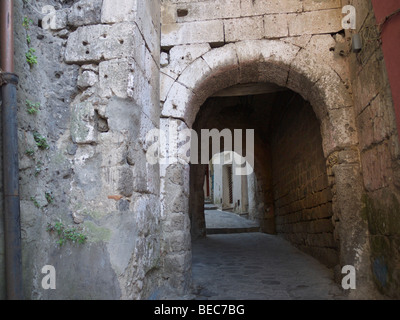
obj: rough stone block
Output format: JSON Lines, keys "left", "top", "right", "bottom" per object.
{"left": 235, "top": 40, "right": 299, "bottom": 86}
{"left": 70, "top": 101, "right": 96, "bottom": 145}
{"left": 305, "top": 34, "right": 350, "bottom": 86}
{"left": 97, "top": 133, "right": 130, "bottom": 168}
{"left": 127, "top": 59, "right": 160, "bottom": 126}
{"left": 161, "top": 20, "right": 224, "bottom": 47}
{"left": 337, "top": 148, "right": 361, "bottom": 165}
{"left": 145, "top": 161, "right": 161, "bottom": 196}
{"left": 264, "top": 14, "right": 290, "bottom": 38}
{"left": 163, "top": 253, "right": 191, "bottom": 278}
{"left": 48, "top": 9, "right": 68, "bottom": 30}
{"left": 288, "top": 9, "right": 343, "bottom": 36}
{"left": 357, "top": 94, "right": 396, "bottom": 151}
{"left": 288, "top": 46, "right": 331, "bottom": 87}
{"left": 158, "top": 119, "right": 192, "bottom": 173}
{"left": 118, "top": 166, "right": 134, "bottom": 197}
{"left": 224, "top": 16, "right": 264, "bottom": 42}
{"left": 99, "top": 59, "right": 131, "bottom": 99}
{"left": 320, "top": 107, "right": 358, "bottom": 157}
{"left": 162, "top": 81, "right": 194, "bottom": 120}
{"left": 166, "top": 0, "right": 241, "bottom": 23}
{"left": 136, "top": 0, "right": 161, "bottom": 63}
{"left": 68, "top": 0, "right": 102, "bottom": 27}
{"left": 102, "top": 0, "right": 137, "bottom": 23}
{"left": 332, "top": 163, "right": 364, "bottom": 223}
{"left": 77, "top": 70, "right": 98, "bottom": 89}
{"left": 164, "top": 231, "right": 191, "bottom": 253}
{"left": 352, "top": 51, "right": 387, "bottom": 115}
{"left": 161, "top": 72, "right": 176, "bottom": 102}
{"left": 65, "top": 23, "right": 137, "bottom": 64}
{"left": 163, "top": 181, "right": 189, "bottom": 214}
{"left": 240, "top": 0, "right": 302, "bottom": 15}
{"left": 201, "top": 43, "right": 238, "bottom": 71}
{"left": 105, "top": 97, "right": 140, "bottom": 137}
{"left": 361, "top": 144, "right": 391, "bottom": 191}
{"left": 303, "top": 0, "right": 341, "bottom": 11}
{"left": 163, "top": 212, "right": 191, "bottom": 234}
{"left": 311, "top": 71, "right": 353, "bottom": 111}
{"left": 177, "top": 57, "right": 211, "bottom": 90}
{"left": 162, "top": 43, "right": 211, "bottom": 79}
{"left": 161, "top": 2, "right": 177, "bottom": 25}
{"left": 282, "top": 34, "right": 312, "bottom": 48}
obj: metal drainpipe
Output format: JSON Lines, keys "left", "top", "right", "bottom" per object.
{"left": 0, "top": 0, "right": 23, "bottom": 300}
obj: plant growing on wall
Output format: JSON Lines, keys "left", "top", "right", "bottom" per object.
{"left": 33, "top": 132, "right": 49, "bottom": 150}
{"left": 45, "top": 191, "right": 54, "bottom": 204}
{"left": 23, "top": 16, "right": 38, "bottom": 67}
{"left": 47, "top": 222, "right": 88, "bottom": 247}
{"left": 26, "top": 48, "right": 38, "bottom": 67}
{"left": 34, "top": 162, "right": 43, "bottom": 177}
{"left": 22, "top": 16, "right": 32, "bottom": 31}
{"left": 26, "top": 99, "right": 40, "bottom": 115}
{"left": 26, "top": 149, "right": 35, "bottom": 157}
{"left": 31, "top": 196, "right": 40, "bottom": 209}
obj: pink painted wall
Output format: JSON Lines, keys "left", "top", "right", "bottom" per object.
{"left": 371, "top": 0, "right": 400, "bottom": 139}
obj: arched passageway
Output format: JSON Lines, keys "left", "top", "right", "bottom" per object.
{"left": 190, "top": 89, "right": 339, "bottom": 269}
{"left": 160, "top": 40, "right": 371, "bottom": 297}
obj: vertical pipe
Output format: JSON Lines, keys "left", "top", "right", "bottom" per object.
{"left": 0, "top": 0, "right": 24, "bottom": 300}
{"left": 0, "top": 0, "right": 14, "bottom": 72}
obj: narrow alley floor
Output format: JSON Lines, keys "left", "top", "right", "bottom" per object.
{"left": 205, "top": 208, "right": 260, "bottom": 234}
{"left": 191, "top": 210, "right": 347, "bottom": 300}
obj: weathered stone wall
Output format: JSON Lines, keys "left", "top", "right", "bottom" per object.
{"left": 4, "top": 0, "right": 83, "bottom": 300}
{"left": 342, "top": 0, "right": 400, "bottom": 298}
{"left": 2, "top": 0, "right": 164, "bottom": 300}
{"left": 161, "top": 0, "right": 343, "bottom": 48}
{"left": 271, "top": 96, "right": 339, "bottom": 268}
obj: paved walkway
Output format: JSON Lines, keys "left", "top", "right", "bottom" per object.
{"left": 191, "top": 210, "right": 346, "bottom": 300}
{"left": 205, "top": 210, "right": 260, "bottom": 234}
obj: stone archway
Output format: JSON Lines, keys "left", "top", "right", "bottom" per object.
{"left": 160, "top": 39, "right": 371, "bottom": 298}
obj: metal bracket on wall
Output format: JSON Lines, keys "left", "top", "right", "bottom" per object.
{"left": 0, "top": 72, "right": 19, "bottom": 86}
